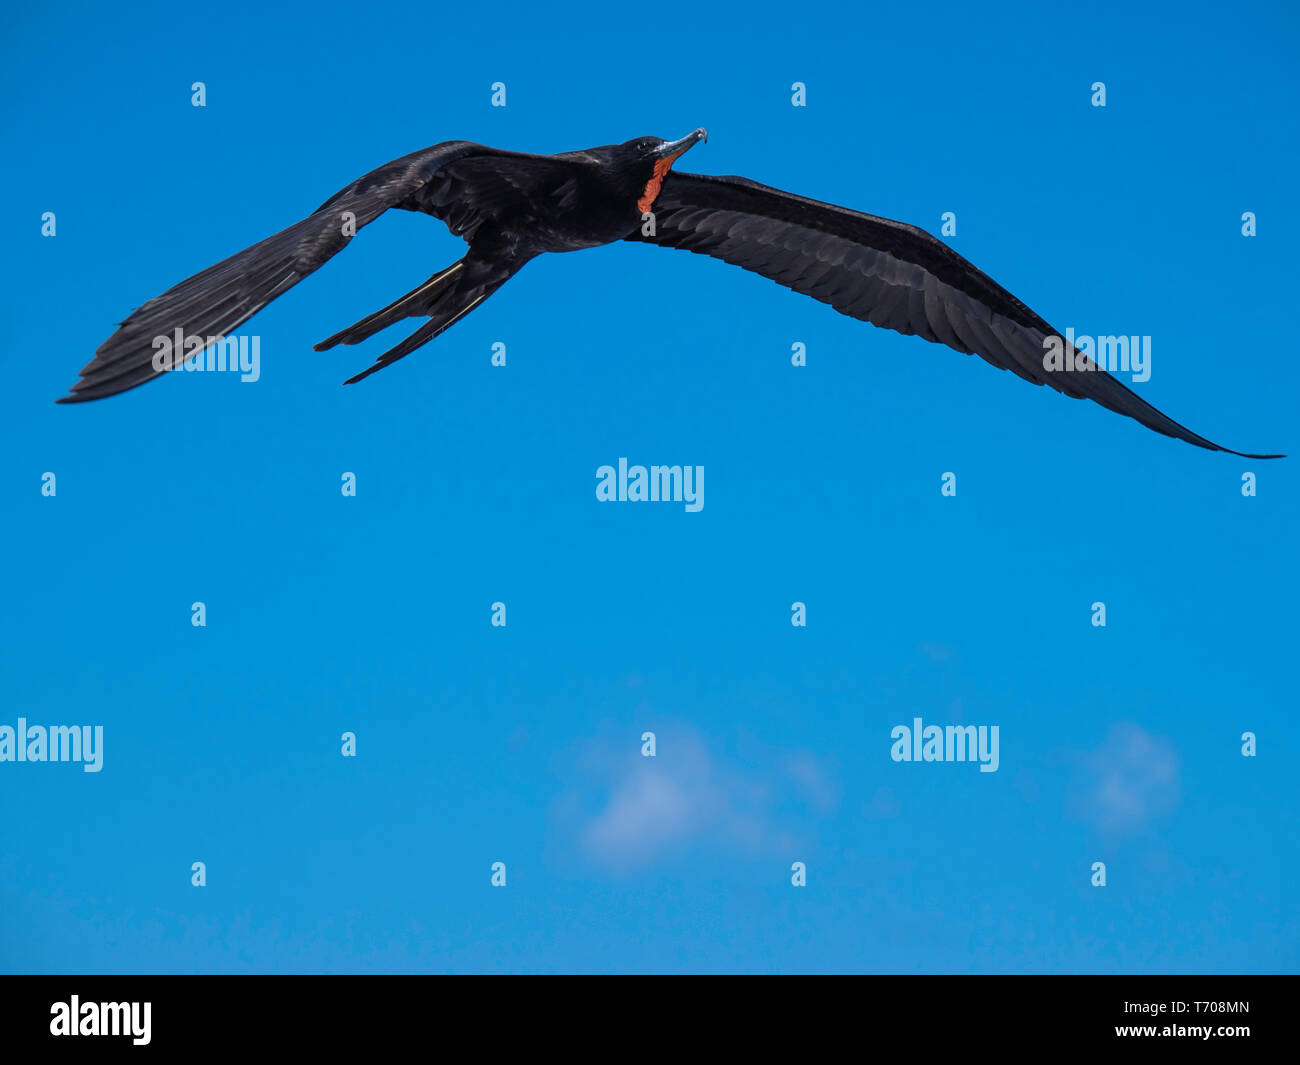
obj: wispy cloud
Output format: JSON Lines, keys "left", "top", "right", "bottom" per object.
{"left": 1069, "top": 723, "right": 1181, "bottom": 834}
{"left": 781, "top": 750, "right": 840, "bottom": 812}
{"left": 582, "top": 765, "right": 696, "bottom": 863}
{"left": 560, "top": 727, "right": 838, "bottom": 871}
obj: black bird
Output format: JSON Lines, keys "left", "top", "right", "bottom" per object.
{"left": 61, "top": 129, "right": 1280, "bottom": 458}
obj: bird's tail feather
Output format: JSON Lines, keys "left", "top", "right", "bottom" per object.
{"left": 334, "top": 250, "right": 531, "bottom": 385}
{"left": 313, "top": 259, "right": 467, "bottom": 351}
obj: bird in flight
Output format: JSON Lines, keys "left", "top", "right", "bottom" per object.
{"left": 61, "top": 129, "right": 1280, "bottom": 458}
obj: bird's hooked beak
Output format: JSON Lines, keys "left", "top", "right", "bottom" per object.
{"left": 653, "top": 128, "right": 708, "bottom": 163}
{"left": 636, "top": 129, "right": 708, "bottom": 214}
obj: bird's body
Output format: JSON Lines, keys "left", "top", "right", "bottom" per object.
{"left": 62, "top": 129, "right": 1280, "bottom": 459}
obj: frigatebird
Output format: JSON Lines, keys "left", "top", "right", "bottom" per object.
{"left": 61, "top": 129, "right": 1280, "bottom": 458}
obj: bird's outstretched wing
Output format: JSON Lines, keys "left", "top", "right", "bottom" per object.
{"left": 59, "top": 141, "right": 554, "bottom": 402}
{"left": 630, "top": 171, "right": 1280, "bottom": 459}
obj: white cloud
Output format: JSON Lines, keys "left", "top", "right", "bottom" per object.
{"left": 1070, "top": 723, "right": 1181, "bottom": 834}
{"left": 567, "top": 728, "right": 836, "bottom": 870}
{"left": 582, "top": 770, "right": 694, "bottom": 862}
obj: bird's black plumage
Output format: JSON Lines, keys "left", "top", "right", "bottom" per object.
{"left": 60, "top": 130, "right": 1280, "bottom": 459}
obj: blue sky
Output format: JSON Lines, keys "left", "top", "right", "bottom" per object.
{"left": 1, "top": 0, "right": 1296, "bottom": 973}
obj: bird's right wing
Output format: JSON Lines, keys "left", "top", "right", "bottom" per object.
{"left": 60, "top": 141, "right": 551, "bottom": 402}
{"left": 629, "top": 171, "right": 1280, "bottom": 458}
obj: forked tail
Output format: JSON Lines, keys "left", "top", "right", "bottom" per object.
{"left": 315, "top": 247, "right": 532, "bottom": 384}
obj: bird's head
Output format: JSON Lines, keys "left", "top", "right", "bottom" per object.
{"left": 616, "top": 128, "right": 707, "bottom": 214}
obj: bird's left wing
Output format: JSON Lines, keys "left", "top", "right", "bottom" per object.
{"left": 629, "top": 171, "right": 1279, "bottom": 458}
{"left": 60, "top": 140, "right": 514, "bottom": 402}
